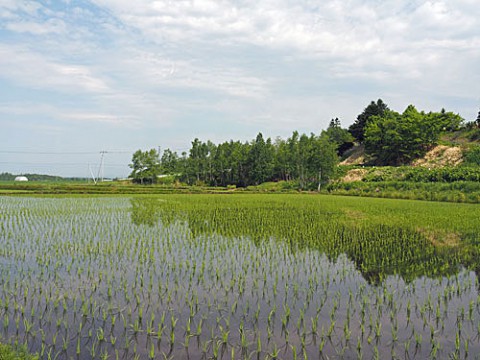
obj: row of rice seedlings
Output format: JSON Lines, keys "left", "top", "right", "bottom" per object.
{"left": 0, "top": 196, "right": 479, "bottom": 358}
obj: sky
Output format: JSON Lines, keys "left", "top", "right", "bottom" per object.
{"left": 0, "top": 0, "right": 479, "bottom": 178}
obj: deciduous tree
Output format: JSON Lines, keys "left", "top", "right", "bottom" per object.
{"left": 364, "top": 105, "right": 458, "bottom": 165}
{"left": 129, "top": 149, "right": 161, "bottom": 184}
{"left": 322, "top": 118, "right": 354, "bottom": 155}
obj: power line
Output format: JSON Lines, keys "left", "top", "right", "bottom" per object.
{"left": 0, "top": 162, "right": 126, "bottom": 167}
{"left": 0, "top": 150, "right": 132, "bottom": 155}
{"left": 0, "top": 149, "right": 192, "bottom": 155}
{"left": 0, "top": 151, "right": 97, "bottom": 155}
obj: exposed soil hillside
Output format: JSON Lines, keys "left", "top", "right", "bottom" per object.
{"left": 340, "top": 139, "right": 476, "bottom": 183}
{"left": 341, "top": 144, "right": 467, "bottom": 169}
{"left": 412, "top": 145, "right": 463, "bottom": 168}
{"left": 342, "top": 168, "right": 368, "bottom": 182}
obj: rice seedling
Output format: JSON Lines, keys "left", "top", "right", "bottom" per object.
{"left": 0, "top": 195, "right": 478, "bottom": 358}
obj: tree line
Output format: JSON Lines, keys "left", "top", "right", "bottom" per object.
{"left": 130, "top": 100, "right": 476, "bottom": 186}
{"left": 130, "top": 130, "right": 341, "bottom": 188}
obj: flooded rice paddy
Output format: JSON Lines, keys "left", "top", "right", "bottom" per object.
{"left": 0, "top": 195, "right": 480, "bottom": 359}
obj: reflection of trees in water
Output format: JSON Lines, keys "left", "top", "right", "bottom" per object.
{"left": 130, "top": 198, "right": 160, "bottom": 227}
{"left": 130, "top": 198, "right": 471, "bottom": 284}
{"left": 130, "top": 198, "right": 180, "bottom": 228}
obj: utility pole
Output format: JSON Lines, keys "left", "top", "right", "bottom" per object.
{"left": 97, "top": 151, "right": 107, "bottom": 183}
{"left": 89, "top": 164, "right": 97, "bottom": 184}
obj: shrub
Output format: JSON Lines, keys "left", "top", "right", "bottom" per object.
{"left": 464, "top": 146, "right": 480, "bottom": 166}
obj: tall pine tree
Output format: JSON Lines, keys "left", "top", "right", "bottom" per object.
{"left": 349, "top": 99, "right": 389, "bottom": 142}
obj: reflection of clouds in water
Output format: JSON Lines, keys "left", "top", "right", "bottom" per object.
{"left": 1, "top": 197, "right": 478, "bottom": 358}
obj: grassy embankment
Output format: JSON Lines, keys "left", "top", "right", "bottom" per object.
{"left": 0, "top": 181, "right": 232, "bottom": 195}
{"left": 1, "top": 175, "right": 479, "bottom": 204}
{"left": 327, "top": 165, "right": 480, "bottom": 203}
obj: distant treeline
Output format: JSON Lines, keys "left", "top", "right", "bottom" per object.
{"left": 0, "top": 172, "right": 87, "bottom": 182}
{"left": 130, "top": 130, "right": 342, "bottom": 188}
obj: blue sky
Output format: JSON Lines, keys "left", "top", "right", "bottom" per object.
{"left": 0, "top": 0, "right": 479, "bottom": 178}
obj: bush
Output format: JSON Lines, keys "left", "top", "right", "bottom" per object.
{"left": 470, "top": 129, "right": 480, "bottom": 141}
{"left": 464, "top": 146, "right": 480, "bottom": 166}
{"left": 403, "top": 167, "right": 480, "bottom": 182}
{"left": 325, "top": 180, "right": 480, "bottom": 203}
{"left": 156, "top": 175, "right": 177, "bottom": 185}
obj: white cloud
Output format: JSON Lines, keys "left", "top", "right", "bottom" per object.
{"left": 0, "top": 102, "right": 58, "bottom": 117}
{"left": 95, "top": 47, "right": 270, "bottom": 100}
{"left": 5, "top": 18, "right": 67, "bottom": 35}
{"left": 0, "top": 44, "right": 109, "bottom": 93}
{"left": 4, "top": 0, "right": 478, "bottom": 101}
{"left": 0, "top": 0, "right": 44, "bottom": 17}
{"left": 63, "top": 112, "right": 139, "bottom": 127}
{"left": 0, "top": 101, "right": 139, "bottom": 129}
{"left": 88, "top": 0, "right": 479, "bottom": 80}
{"left": 1, "top": 0, "right": 479, "bottom": 178}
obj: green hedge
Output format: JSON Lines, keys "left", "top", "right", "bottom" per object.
{"left": 326, "top": 181, "right": 480, "bottom": 203}
{"left": 464, "top": 145, "right": 480, "bottom": 166}
{"left": 355, "top": 165, "right": 480, "bottom": 183}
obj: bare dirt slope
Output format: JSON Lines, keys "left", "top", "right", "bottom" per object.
{"left": 341, "top": 144, "right": 464, "bottom": 168}
{"left": 340, "top": 144, "right": 465, "bottom": 182}
{"left": 412, "top": 145, "right": 463, "bottom": 168}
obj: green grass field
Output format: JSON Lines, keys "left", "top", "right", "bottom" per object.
{"left": 0, "top": 181, "right": 232, "bottom": 195}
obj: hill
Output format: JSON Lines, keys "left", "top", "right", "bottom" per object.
{"left": 341, "top": 126, "right": 479, "bottom": 168}
{"left": 330, "top": 129, "right": 480, "bottom": 203}
{"left": 341, "top": 144, "right": 466, "bottom": 171}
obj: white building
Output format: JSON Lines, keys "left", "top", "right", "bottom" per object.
{"left": 14, "top": 176, "right": 28, "bottom": 182}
